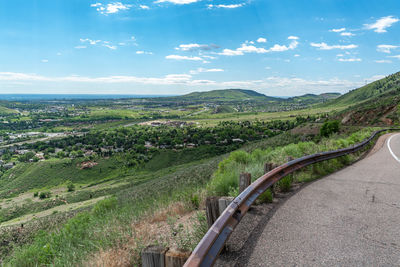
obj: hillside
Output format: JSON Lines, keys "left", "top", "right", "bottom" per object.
{"left": 328, "top": 72, "right": 400, "bottom": 106}
{"left": 330, "top": 72, "right": 400, "bottom": 125}
{"left": 288, "top": 93, "right": 341, "bottom": 104}
{"left": 172, "top": 89, "right": 280, "bottom": 102}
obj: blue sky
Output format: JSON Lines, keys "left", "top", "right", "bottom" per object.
{"left": 0, "top": 0, "right": 400, "bottom": 96}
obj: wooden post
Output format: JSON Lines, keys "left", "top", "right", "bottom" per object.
{"left": 239, "top": 172, "right": 251, "bottom": 194}
{"left": 218, "top": 196, "right": 234, "bottom": 215}
{"left": 165, "top": 248, "right": 191, "bottom": 267}
{"left": 205, "top": 196, "right": 220, "bottom": 228}
{"left": 141, "top": 245, "right": 168, "bottom": 267}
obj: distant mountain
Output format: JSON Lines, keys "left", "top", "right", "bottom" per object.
{"left": 178, "top": 89, "right": 280, "bottom": 102}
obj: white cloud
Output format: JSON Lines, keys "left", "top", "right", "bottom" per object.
{"left": 92, "top": 2, "right": 132, "bottom": 14}
{"left": 376, "top": 44, "right": 399, "bottom": 53}
{"left": 364, "top": 16, "right": 399, "bottom": 33}
{"left": 219, "top": 39, "right": 298, "bottom": 56}
{"left": 207, "top": 3, "right": 245, "bottom": 9}
{"left": 287, "top": 36, "right": 299, "bottom": 40}
{"left": 140, "top": 5, "right": 150, "bottom": 9}
{"left": 136, "top": 51, "right": 153, "bottom": 55}
{"left": 310, "top": 42, "right": 358, "bottom": 50}
{"left": 103, "top": 44, "right": 117, "bottom": 50}
{"left": 218, "top": 49, "right": 244, "bottom": 56}
{"left": 190, "top": 68, "right": 224, "bottom": 74}
{"left": 175, "top": 43, "right": 219, "bottom": 51}
{"left": 237, "top": 43, "right": 269, "bottom": 53}
{"left": 338, "top": 58, "right": 362, "bottom": 62}
{"left": 166, "top": 55, "right": 203, "bottom": 61}
{"left": 257, "top": 37, "right": 267, "bottom": 43}
{"left": 340, "top": 32, "right": 355, "bottom": 36}
{"left": 294, "top": 54, "right": 300, "bottom": 57}
{"left": 75, "top": 45, "right": 87, "bottom": 49}
{"left": 0, "top": 72, "right": 384, "bottom": 96}
{"left": 155, "top": 0, "right": 200, "bottom": 4}
{"left": 80, "top": 38, "right": 101, "bottom": 45}
{"left": 375, "top": 59, "right": 392, "bottom": 63}
{"left": 330, "top": 28, "right": 346, "bottom": 32}
{"left": 41, "top": 59, "right": 49, "bottom": 63}
{"left": 389, "top": 55, "right": 400, "bottom": 59}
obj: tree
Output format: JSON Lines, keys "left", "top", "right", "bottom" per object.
{"left": 320, "top": 120, "right": 340, "bottom": 137}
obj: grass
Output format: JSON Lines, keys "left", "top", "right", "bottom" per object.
{"left": 207, "top": 127, "right": 380, "bottom": 197}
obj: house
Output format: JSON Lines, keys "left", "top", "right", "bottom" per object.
{"left": 4, "top": 162, "right": 15, "bottom": 170}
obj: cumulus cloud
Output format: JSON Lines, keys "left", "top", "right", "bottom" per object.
{"left": 287, "top": 36, "right": 299, "bottom": 40}
{"left": 257, "top": 38, "right": 267, "bottom": 43}
{"left": 140, "top": 5, "right": 150, "bottom": 9}
{"left": 310, "top": 42, "right": 358, "bottom": 50}
{"left": 207, "top": 3, "right": 245, "bottom": 9}
{"left": 175, "top": 43, "right": 219, "bottom": 51}
{"left": 376, "top": 44, "right": 399, "bottom": 53}
{"left": 218, "top": 39, "right": 299, "bottom": 56}
{"left": 166, "top": 55, "right": 203, "bottom": 61}
{"left": 364, "top": 16, "right": 399, "bottom": 33}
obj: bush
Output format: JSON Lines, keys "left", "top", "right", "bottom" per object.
{"left": 33, "top": 192, "right": 39, "bottom": 197}
{"left": 258, "top": 189, "right": 273, "bottom": 203}
{"left": 66, "top": 181, "right": 75, "bottom": 192}
{"left": 320, "top": 120, "right": 340, "bottom": 137}
{"left": 39, "top": 192, "right": 51, "bottom": 199}
{"left": 278, "top": 175, "right": 293, "bottom": 192}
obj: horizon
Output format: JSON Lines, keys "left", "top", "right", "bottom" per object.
{"left": 1, "top": 0, "right": 400, "bottom": 96}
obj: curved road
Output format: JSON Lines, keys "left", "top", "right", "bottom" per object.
{"left": 245, "top": 133, "right": 400, "bottom": 266}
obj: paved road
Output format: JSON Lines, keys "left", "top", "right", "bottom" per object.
{"left": 246, "top": 133, "right": 400, "bottom": 266}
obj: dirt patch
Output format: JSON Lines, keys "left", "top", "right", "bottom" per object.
{"left": 80, "top": 161, "right": 98, "bottom": 169}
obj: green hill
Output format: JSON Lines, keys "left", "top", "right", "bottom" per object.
{"left": 328, "top": 72, "right": 400, "bottom": 106}
{"left": 330, "top": 72, "right": 400, "bottom": 125}
{"left": 169, "top": 89, "right": 280, "bottom": 102}
{"left": 288, "top": 93, "right": 341, "bottom": 104}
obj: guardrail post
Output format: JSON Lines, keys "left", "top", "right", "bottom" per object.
{"left": 141, "top": 245, "right": 168, "bottom": 267}
{"left": 239, "top": 172, "right": 251, "bottom": 194}
{"left": 206, "top": 196, "right": 234, "bottom": 228}
{"left": 165, "top": 248, "right": 191, "bottom": 267}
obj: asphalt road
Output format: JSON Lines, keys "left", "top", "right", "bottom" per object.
{"left": 245, "top": 133, "right": 400, "bottom": 266}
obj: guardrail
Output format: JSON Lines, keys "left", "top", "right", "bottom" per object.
{"left": 184, "top": 128, "right": 399, "bottom": 267}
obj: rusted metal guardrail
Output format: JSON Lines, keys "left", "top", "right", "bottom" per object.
{"left": 184, "top": 128, "right": 399, "bottom": 267}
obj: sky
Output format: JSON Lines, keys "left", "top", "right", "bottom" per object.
{"left": 0, "top": 0, "right": 400, "bottom": 96}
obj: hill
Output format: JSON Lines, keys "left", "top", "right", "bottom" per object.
{"left": 331, "top": 72, "right": 400, "bottom": 125}
{"left": 172, "top": 89, "right": 280, "bottom": 102}
{"left": 288, "top": 93, "right": 341, "bottom": 104}
{"left": 328, "top": 72, "right": 400, "bottom": 106}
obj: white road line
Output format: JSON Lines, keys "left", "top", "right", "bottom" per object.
{"left": 388, "top": 134, "right": 400, "bottom": 163}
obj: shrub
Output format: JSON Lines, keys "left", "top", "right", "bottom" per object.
{"left": 320, "top": 120, "right": 340, "bottom": 137}
{"left": 278, "top": 175, "right": 292, "bottom": 192}
{"left": 258, "top": 189, "right": 273, "bottom": 203}
{"left": 66, "top": 181, "right": 75, "bottom": 192}
{"left": 39, "top": 192, "right": 51, "bottom": 199}
{"left": 33, "top": 192, "right": 39, "bottom": 197}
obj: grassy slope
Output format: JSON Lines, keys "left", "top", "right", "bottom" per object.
{"left": 328, "top": 72, "right": 400, "bottom": 106}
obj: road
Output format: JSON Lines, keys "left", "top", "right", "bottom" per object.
{"left": 245, "top": 133, "right": 400, "bottom": 266}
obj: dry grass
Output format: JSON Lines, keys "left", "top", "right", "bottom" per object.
{"left": 85, "top": 202, "right": 197, "bottom": 267}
